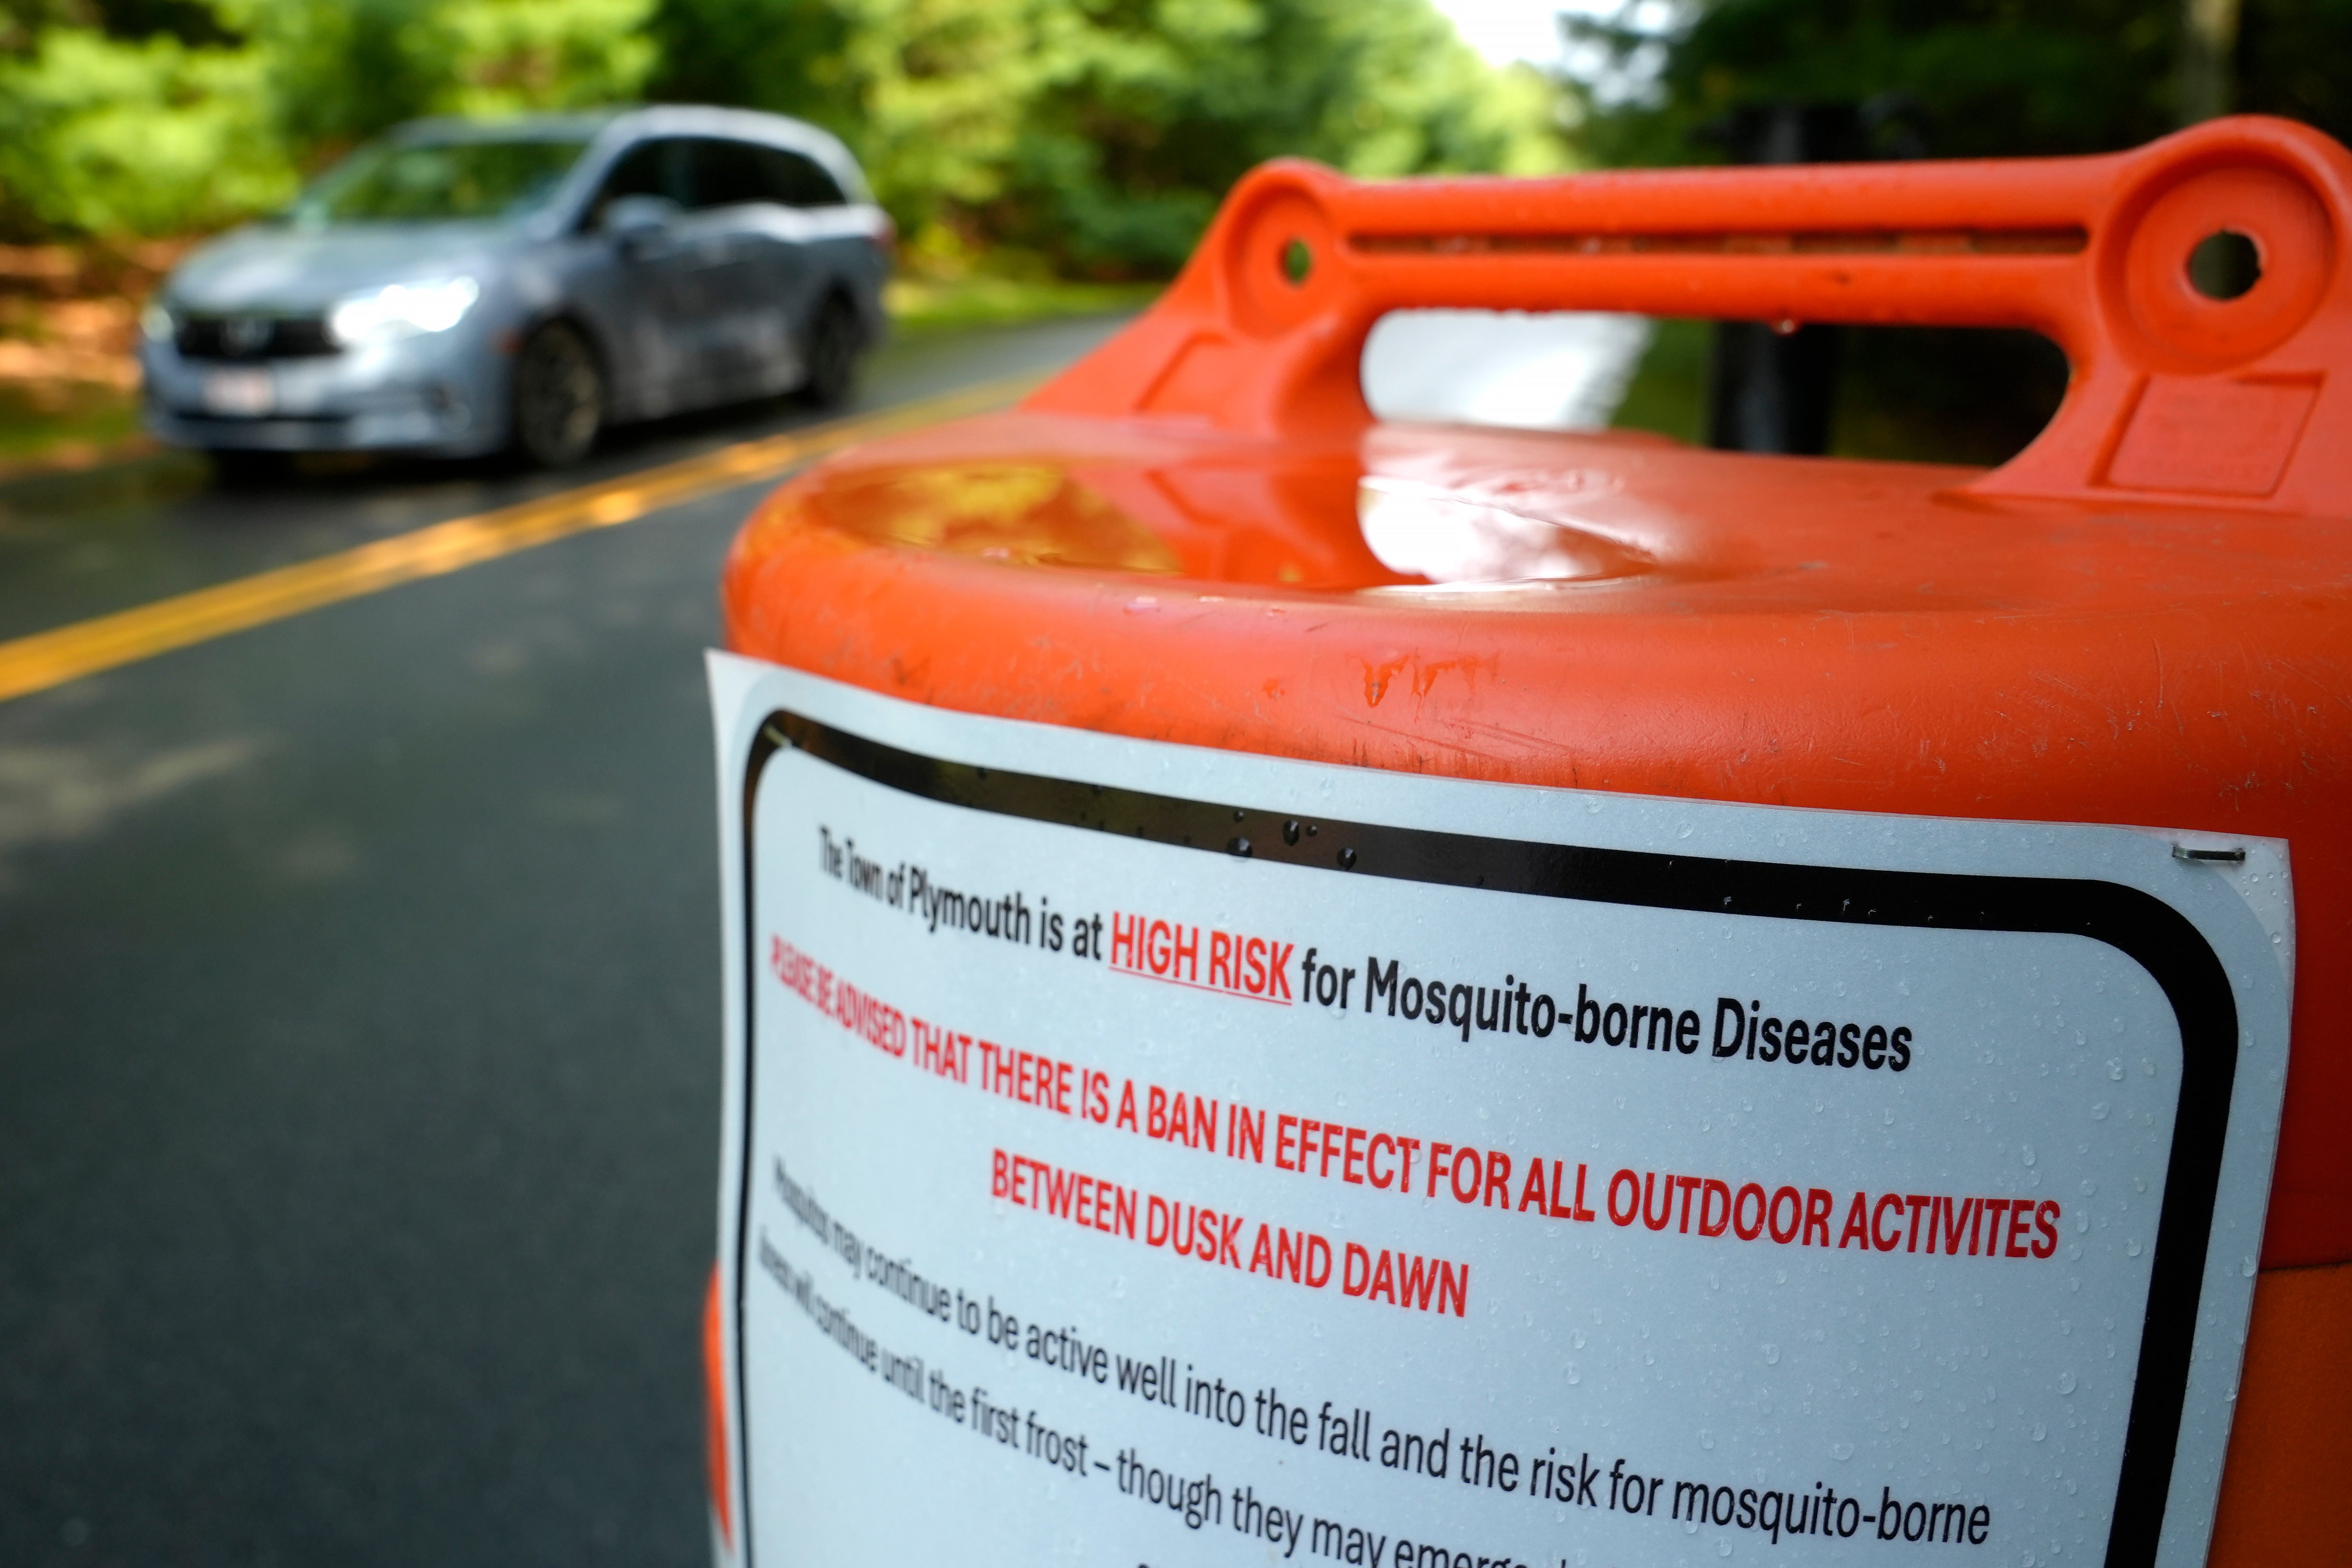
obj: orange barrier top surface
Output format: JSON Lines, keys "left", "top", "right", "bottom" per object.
{"left": 724, "top": 116, "right": 2352, "bottom": 1268}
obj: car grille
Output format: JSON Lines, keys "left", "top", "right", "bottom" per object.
{"left": 176, "top": 315, "right": 339, "bottom": 360}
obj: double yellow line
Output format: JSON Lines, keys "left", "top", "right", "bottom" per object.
{"left": 0, "top": 375, "right": 1037, "bottom": 706}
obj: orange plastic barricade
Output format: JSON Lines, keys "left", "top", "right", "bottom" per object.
{"left": 705, "top": 116, "right": 2351, "bottom": 1568}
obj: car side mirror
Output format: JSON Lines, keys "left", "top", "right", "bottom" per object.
{"left": 601, "top": 195, "right": 679, "bottom": 253}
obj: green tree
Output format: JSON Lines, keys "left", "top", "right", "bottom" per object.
{"left": 1569, "top": 0, "right": 2352, "bottom": 166}
{"left": 0, "top": 22, "right": 292, "bottom": 236}
{"left": 0, "top": 0, "right": 657, "bottom": 239}
{"left": 2238, "top": 0, "right": 2352, "bottom": 142}
{"left": 644, "top": 0, "right": 854, "bottom": 129}
{"left": 243, "top": 0, "right": 656, "bottom": 156}
{"left": 3, "top": 0, "right": 1567, "bottom": 264}
{"left": 997, "top": 0, "right": 1568, "bottom": 272}
{"left": 646, "top": 0, "right": 1572, "bottom": 276}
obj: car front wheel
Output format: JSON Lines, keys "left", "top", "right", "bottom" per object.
{"left": 511, "top": 321, "right": 603, "bottom": 468}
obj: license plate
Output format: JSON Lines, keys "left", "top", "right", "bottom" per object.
{"left": 200, "top": 368, "right": 275, "bottom": 418}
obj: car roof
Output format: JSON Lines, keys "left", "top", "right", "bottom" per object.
{"left": 384, "top": 106, "right": 873, "bottom": 206}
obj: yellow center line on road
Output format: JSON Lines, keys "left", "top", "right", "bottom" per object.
{"left": 0, "top": 374, "right": 1044, "bottom": 706}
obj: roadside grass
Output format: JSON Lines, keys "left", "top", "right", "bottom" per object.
{"left": 885, "top": 273, "right": 1162, "bottom": 334}
{"left": 0, "top": 380, "right": 146, "bottom": 478}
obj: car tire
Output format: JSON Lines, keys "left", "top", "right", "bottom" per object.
{"left": 511, "top": 320, "right": 603, "bottom": 468}
{"left": 802, "top": 295, "right": 862, "bottom": 410}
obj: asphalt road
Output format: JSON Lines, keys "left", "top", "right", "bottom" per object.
{"left": 0, "top": 314, "right": 1128, "bottom": 1568}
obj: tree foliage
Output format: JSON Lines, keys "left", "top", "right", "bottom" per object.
{"left": 645, "top": 0, "right": 1568, "bottom": 275}
{"left": 1570, "top": 0, "right": 2352, "bottom": 166}
{"left": 0, "top": 0, "right": 658, "bottom": 238}
{"left": 0, "top": 21, "right": 289, "bottom": 234}
{"left": 1011, "top": 0, "right": 1564, "bottom": 272}
{"left": 0, "top": 0, "right": 1570, "bottom": 275}
{"left": 252, "top": 0, "right": 657, "bottom": 151}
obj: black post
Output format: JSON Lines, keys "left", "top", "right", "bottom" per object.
{"left": 1705, "top": 105, "right": 1857, "bottom": 455}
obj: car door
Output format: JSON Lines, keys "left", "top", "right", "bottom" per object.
{"left": 679, "top": 137, "right": 808, "bottom": 398}
{"left": 577, "top": 136, "right": 718, "bottom": 417}
{"left": 752, "top": 144, "right": 855, "bottom": 389}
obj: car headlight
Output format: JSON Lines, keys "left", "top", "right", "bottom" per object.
{"left": 326, "top": 276, "right": 481, "bottom": 348}
{"left": 141, "top": 300, "right": 176, "bottom": 344}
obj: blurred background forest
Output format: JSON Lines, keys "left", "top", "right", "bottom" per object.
{"left": 0, "top": 0, "right": 1567, "bottom": 270}
{"left": 2, "top": 0, "right": 2349, "bottom": 467}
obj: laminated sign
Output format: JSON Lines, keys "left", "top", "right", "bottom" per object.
{"left": 708, "top": 656, "right": 2293, "bottom": 1568}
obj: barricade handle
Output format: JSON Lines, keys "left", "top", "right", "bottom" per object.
{"left": 1026, "top": 116, "right": 2352, "bottom": 514}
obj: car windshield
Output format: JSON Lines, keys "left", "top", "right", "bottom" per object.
{"left": 292, "top": 136, "right": 591, "bottom": 224}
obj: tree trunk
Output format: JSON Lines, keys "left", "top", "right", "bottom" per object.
{"left": 2179, "top": 0, "right": 2242, "bottom": 125}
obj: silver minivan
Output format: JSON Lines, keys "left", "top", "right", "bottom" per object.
{"left": 140, "top": 106, "right": 892, "bottom": 469}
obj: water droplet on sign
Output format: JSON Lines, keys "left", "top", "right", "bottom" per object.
{"left": 2058, "top": 1372, "right": 2077, "bottom": 1394}
{"left": 1764, "top": 1344, "right": 1781, "bottom": 1365}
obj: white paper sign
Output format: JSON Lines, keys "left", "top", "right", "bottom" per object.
{"left": 708, "top": 654, "right": 2291, "bottom": 1568}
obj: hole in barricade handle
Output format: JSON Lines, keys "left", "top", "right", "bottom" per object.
{"left": 2190, "top": 229, "right": 2263, "bottom": 301}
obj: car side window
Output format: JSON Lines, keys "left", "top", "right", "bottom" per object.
{"left": 584, "top": 137, "right": 690, "bottom": 228}
{"left": 675, "top": 137, "right": 850, "bottom": 212}
{"left": 686, "top": 138, "right": 772, "bottom": 211}
{"left": 757, "top": 146, "right": 847, "bottom": 208}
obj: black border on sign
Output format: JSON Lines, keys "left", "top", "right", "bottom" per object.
{"left": 730, "top": 708, "right": 2239, "bottom": 1568}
